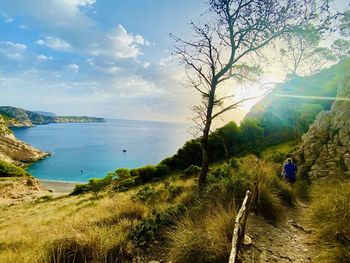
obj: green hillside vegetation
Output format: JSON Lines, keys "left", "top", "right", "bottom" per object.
{"left": 0, "top": 154, "right": 298, "bottom": 263}
{"left": 245, "top": 59, "right": 350, "bottom": 146}
{"left": 0, "top": 160, "right": 29, "bottom": 177}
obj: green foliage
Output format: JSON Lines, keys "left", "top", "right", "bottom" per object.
{"left": 0, "top": 160, "right": 29, "bottom": 177}
{"left": 71, "top": 174, "right": 113, "bottom": 196}
{"left": 160, "top": 139, "right": 202, "bottom": 170}
{"left": 131, "top": 164, "right": 169, "bottom": 183}
{"left": 128, "top": 204, "right": 186, "bottom": 245}
{"left": 167, "top": 185, "right": 185, "bottom": 201}
{"left": 115, "top": 168, "right": 131, "bottom": 179}
{"left": 183, "top": 165, "right": 201, "bottom": 178}
{"left": 132, "top": 186, "right": 156, "bottom": 202}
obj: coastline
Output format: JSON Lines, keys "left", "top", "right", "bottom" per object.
{"left": 39, "top": 180, "right": 78, "bottom": 194}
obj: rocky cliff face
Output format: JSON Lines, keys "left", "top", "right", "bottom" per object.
{"left": 297, "top": 65, "right": 350, "bottom": 180}
{"left": 0, "top": 116, "right": 49, "bottom": 165}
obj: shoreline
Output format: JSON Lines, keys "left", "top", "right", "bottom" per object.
{"left": 39, "top": 180, "right": 78, "bottom": 194}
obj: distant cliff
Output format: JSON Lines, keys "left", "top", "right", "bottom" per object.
{"left": 0, "top": 106, "right": 105, "bottom": 127}
{"left": 0, "top": 115, "right": 49, "bottom": 165}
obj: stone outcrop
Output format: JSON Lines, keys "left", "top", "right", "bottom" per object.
{"left": 0, "top": 115, "right": 49, "bottom": 165}
{"left": 297, "top": 67, "right": 350, "bottom": 180}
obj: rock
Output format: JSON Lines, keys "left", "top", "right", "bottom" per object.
{"left": 297, "top": 73, "right": 350, "bottom": 181}
{"left": 243, "top": 234, "right": 253, "bottom": 246}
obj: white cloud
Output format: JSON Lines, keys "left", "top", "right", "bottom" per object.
{"left": 67, "top": 63, "right": 80, "bottom": 72}
{"left": 71, "top": 0, "right": 96, "bottom": 7}
{"left": 142, "top": 62, "right": 151, "bottom": 69}
{"left": 0, "top": 41, "right": 27, "bottom": 60}
{"left": 1, "top": 12, "right": 13, "bottom": 23}
{"left": 0, "top": 41, "right": 27, "bottom": 50}
{"left": 37, "top": 54, "right": 54, "bottom": 60}
{"left": 91, "top": 25, "right": 150, "bottom": 59}
{"left": 36, "top": 36, "right": 72, "bottom": 51}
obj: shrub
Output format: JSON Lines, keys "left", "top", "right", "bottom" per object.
{"left": 167, "top": 185, "right": 185, "bottom": 201}
{"left": 130, "top": 164, "right": 170, "bottom": 183}
{"left": 128, "top": 204, "right": 186, "bottom": 245}
{"left": 183, "top": 165, "right": 201, "bottom": 178}
{"left": 132, "top": 186, "right": 156, "bottom": 202}
{"left": 115, "top": 168, "right": 131, "bottom": 180}
{"left": 167, "top": 205, "right": 235, "bottom": 263}
{"left": 0, "top": 160, "right": 29, "bottom": 177}
{"left": 71, "top": 184, "right": 89, "bottom": 195}
{"left": 113, "top": 177, "right": 137, "bottom": 192}
{"left": 71, "top": 174, "right": 113, "bottom": 196}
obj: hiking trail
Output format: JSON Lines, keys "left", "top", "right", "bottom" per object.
{"left": 242, "top": 201, "right": 316, "bottom": 262}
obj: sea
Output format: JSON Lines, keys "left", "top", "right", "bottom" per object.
{"left": 12, "top": 119, "right": 191, "bottom": 182}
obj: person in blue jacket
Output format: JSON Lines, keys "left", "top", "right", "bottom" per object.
{"left": 282, "top": 158, "right": 297, "bottom": 184}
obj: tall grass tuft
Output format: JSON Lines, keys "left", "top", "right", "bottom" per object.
{"left": 47, "top": 237, "right": 96, "bottom": 263}
{"left": 167, "top": 205, "right": 235, "bottom": 263}
{"left": 309, "top": 182, "right": 350, "bottom": 262}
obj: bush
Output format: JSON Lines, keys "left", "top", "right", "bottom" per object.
{"left": 71, "top": 174, "right": 113, "bottom": 196}
{"left": 167, "top": 205, "right": 235, "bottom": 263}
{"left": 0, "top": 160, "right": 29, "bottom": 177}
{"left": 128, "top": 204, "right": 186, "bottom": 245}
{"left": 181, "top": 164, "right": 201, "bottom": 178}
{"left": 130, "top": 164, "right": 170, "bottom": 183}
{"left": 113, "top": 177, "right": 137, "bottom": 192}
{"left": 167, "top": 185, "right": 185, "bottom": 201}
{"left": 132, "top": 186, "right": 156, "bottom": 202}
{"left": 115, "top": 168, "right": 131, "bottom": 180}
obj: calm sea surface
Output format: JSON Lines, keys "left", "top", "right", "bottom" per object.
{"left": 13, "top": 119, "right": 190, "bottom": 182}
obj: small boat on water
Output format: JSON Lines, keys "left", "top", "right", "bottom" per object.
{"left": 122, "top": 147, "right": 127, "bottom": 153}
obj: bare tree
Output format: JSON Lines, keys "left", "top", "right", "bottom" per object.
{"left": 172, "top": 0, "right": 331, "bottom": 191}
{"left": 279, "top": 27, "right": 321, "bottom": 76}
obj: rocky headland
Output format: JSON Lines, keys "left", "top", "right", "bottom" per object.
{"left": 0, "top": 106, "right": 105, "bottom": 128}
{"left": 0, "top": 115, "right": 50, "bottom": 165}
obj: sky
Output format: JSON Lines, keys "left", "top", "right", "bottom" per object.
{"left": 0, "top": 0, "right": 348, "bottom": 124}
{"left": 0, "top": 0, "right": 210, "bottom": 122}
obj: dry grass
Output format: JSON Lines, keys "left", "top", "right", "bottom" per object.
{"left": 308, "top": 181, "right": 350, "bottom": 262}
{"left": 167, "top": 205, "right": 235, "bottom": 263}
{"left": 0, "top": 192, "right": 147, "bottom": 263}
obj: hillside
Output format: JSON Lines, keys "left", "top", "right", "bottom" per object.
{"left": 244, "top": 59, "right": 350, "bottom": 146}
{"left": 0, "top": 106, "right": 105, "bottom": 127}
{"left": 1, "top": 60, "right": 349, "bottom": 262}
{"left": 0, "top": 115, "right": 49, "bottom": 165}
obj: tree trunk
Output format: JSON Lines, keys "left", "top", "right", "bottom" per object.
{"left": 199, "top": 134, "right": 209, "bottom": 193}
{"left": 198, "top": 81, "right": 217, "bottom": 193}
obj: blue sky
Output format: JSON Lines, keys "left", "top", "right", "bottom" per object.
{"left": 0, "top": 0, "right": 207, "bottom": 122}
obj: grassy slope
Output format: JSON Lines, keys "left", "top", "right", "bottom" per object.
{"left": 0, "top": 154, "right": 300, "bottom": 263}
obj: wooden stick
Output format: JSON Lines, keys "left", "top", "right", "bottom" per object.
{"left": 229, "top": 190, "right": 252, "bottom": 263}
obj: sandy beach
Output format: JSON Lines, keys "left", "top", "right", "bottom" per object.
{"left": 40, "top": 180, "right": 77, "bottom": 194}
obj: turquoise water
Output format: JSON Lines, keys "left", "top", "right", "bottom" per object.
{"left": 13, "top": 119, "right": 190, "bottom": 182}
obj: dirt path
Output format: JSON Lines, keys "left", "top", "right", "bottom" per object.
{"left": 242, "top": 201, "right": 315, "bottom": 262}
